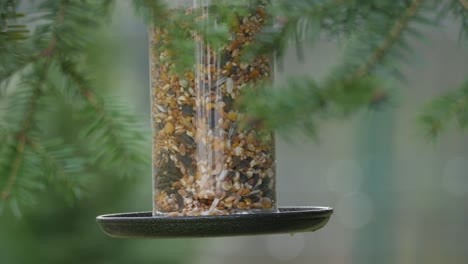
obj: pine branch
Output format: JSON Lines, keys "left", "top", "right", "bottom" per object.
{"left": 1, "top": 0, "right": 125, "bottom": 210}
{"left": 27, "top": 137, "right": 88, "bottom": 202}
{"left": 1, "top": 63, "right": 47, "bottom": 201}
{"left": 243, "top": 0, "right": 340, "bottom": 60}
{"left": 0, "top": 55, "right": 35, "bottom": 87}
{"left": 240, "top": 0, "right": 426, "bottom": 135}
{"left": 0, "top": 0, "right": 68, "bottom": 201}
{"left": 420, "top": 80, "right": 468, "bottom": 137}
{"left": 352, "top": 0, "right": 425, "bottom": 79}
{"left": 239, "top": 75, "right": 383, "bottom": 136}
{"left": 57, "top": 60, "right": 148, "bottom": 175}
{"left": 243, "top": 0, "right": 422, "bottom": 62}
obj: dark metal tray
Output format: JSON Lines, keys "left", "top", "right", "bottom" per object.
{"left": 96, "top": 206, "right": 333, "bottom": 238}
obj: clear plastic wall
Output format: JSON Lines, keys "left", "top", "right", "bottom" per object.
{"left": 150, "top": 0, "right": 276, "bottom": 216}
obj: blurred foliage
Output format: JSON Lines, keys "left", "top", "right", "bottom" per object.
{"left": 0, "top": 0, "right": 466, "bottom": 263}
{"left": 1, "top": 1, "right": 196, "bottom": 263}
{"left": 0, "top": 0, "right": 28, "bottom": 41}
{"left": 136, "top": 0, "right": 468, "bottom": 137}
{"left": 420, "top": 81, "right": 468, "bottom": 138}
{"left": 0, "top": 0, "right": 467, "bottom": 220}
{"left": 239, "top": 76, "right": 384, "bottom": 138}
{"left": 0, "top": 172, "right": 194, "bottom": 264}
{"left": 0, "top": 0, "right": 148, "bottom": 215}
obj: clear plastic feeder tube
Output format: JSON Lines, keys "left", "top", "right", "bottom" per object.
{"left": 150, "top": 0, "right": 276, "bottom": 216}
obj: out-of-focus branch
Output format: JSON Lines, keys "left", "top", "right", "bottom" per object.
{"left": 352, "top": 0, "right": 424, "bottom": 79}
{"left": 459, "top": 0, "right": 468, "bottom": 10}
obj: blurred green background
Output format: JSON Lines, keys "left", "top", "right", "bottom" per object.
{"left": 1, "top": 1, "right": 468, "bottom": 263}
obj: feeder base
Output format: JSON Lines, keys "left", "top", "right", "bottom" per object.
{"left": 96, "top": 206, "right": 333, "bottom": 238}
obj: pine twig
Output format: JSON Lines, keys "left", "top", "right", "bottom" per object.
{"left": 58, "top": 61, "right": 127, "bottom": 151}
{"left": 1, "top": 66, "right": 46, "bottom": 201}
{"left": 26, "top": 138, "right": 77, "bottom": 193}
{"left": 0, "top": 56, "right": 36, "bottom": 84}
{"left": 1, "top": 138, "right": 25, "bottom": 200}
{"left": 1, "top": 0, "right": 68, "bottom": 201}
{"left": 58, "top": 59, "right": 148, "bottom": 176}
{"left": 352, "top": 0, "right": 424, "bottom": 79}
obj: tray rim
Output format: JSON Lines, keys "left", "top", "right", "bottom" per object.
{"left": 96, "top": 206, "right": 333, "bottom": 222}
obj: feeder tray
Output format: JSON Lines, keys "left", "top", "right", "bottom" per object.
{"left": 96, "top": 206, "right": 333, "bottom": 238}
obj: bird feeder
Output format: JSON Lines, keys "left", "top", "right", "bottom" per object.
{"left": 97, "top": 0, "right": 332, "bottom": 238}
